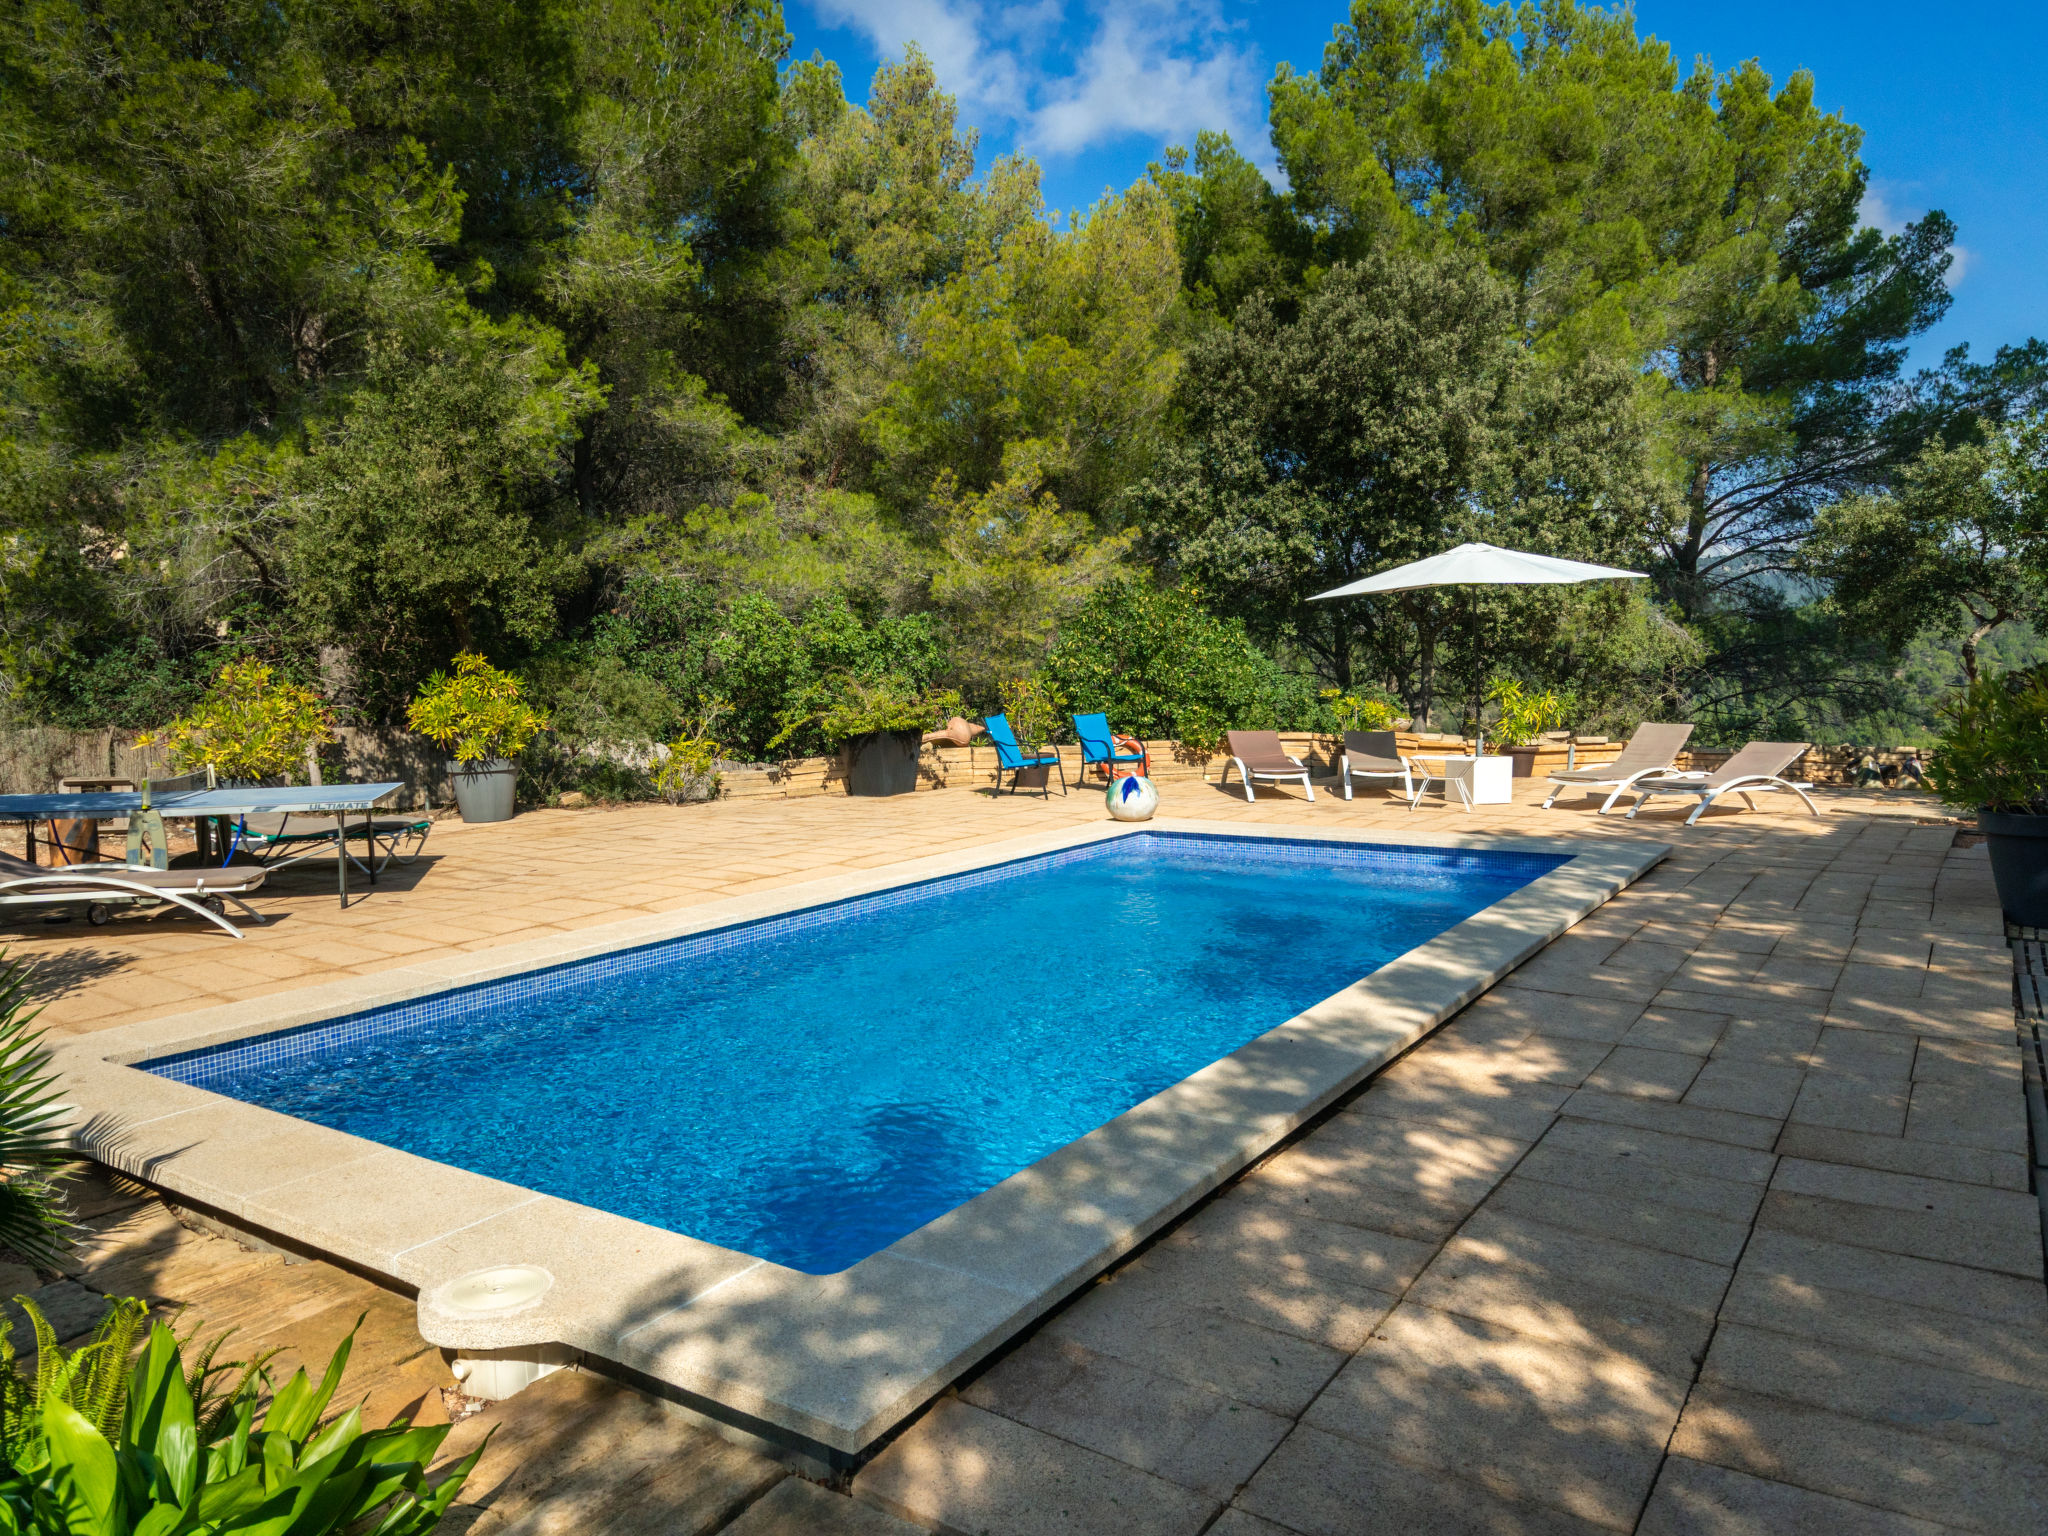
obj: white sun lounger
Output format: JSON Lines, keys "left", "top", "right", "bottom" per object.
{"left": 1336, "top": 730, "right": 1416, "bottom": 801}
{"left": 0, "top": 849, "right": 268, "bottom": 938}
{"left": 1624, "top": 742, "right": 1819, "bottom": 826}
{"left": 1541, "top": 722, "right": 1696, "bottom": 813}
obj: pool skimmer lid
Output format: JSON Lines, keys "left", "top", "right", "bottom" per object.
{"left": 436, "top": 1265, "right": 552, "bottom": 1316}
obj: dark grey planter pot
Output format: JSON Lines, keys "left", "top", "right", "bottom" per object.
{"left": 1505, "top": 746, "right": 1539, "bottom": 779}
{"left": 448, "top": 758, "right": 517, "bottom": 823}
{"left": 845, "top": 730, "right": 922, "bottom": 797}
{"left": 1981, "top": 810, "right": 2048, "bottom": 927}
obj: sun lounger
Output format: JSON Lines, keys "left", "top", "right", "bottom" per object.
{"left": 1223, "top": 732, "right": 1314, "bottom": 803}
{"left": 1624, "top": 742, "right": 1819, "bottom": 825}
{"left": 1542, "top": 722, "right": 1696, "bottom": 813}
{"left": 232, "top": 811, "right": 431, "bottom": 875}
{"left": 1337, "top": 730, "right": 1415, "bottom": 801}
{"left": 0, "top": 848, "right": 267, "bottom": 938}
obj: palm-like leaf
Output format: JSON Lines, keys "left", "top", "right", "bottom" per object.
{"left": 0, "top": 954, "right": 76, "bottom": 1269}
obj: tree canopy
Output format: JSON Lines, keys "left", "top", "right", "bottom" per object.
{"left": 0, "top": 0, "right": 2040, "bottom": 774}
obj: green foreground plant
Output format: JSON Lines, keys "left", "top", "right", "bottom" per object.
{"left": 0, "top": 956, "right": 76, "bottom": 1271}
{"left": 407, "top": 653, "right": 551, "bottom": 764}
{"left": 0, "top": 1297, "right": 485, "bottom": 1534}
{"left": 136, "top": 662, "right": 334, "bottom": 784}
{"left": 1318, "top": 690, "right": 1398, "bottom": 733}
{"left": 769, "top": 675, "right": 962, "bottom": 751}
{"left": 1928, "top": 669, "right": 2048, "bottom": 815}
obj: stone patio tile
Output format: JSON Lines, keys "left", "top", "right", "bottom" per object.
{"left": 1183, "top": 1186, "right": 1440, "bottom": 1296}
{"left": 961, "top": 1335, "right": 1291, "bottom": 1499}
{"left": 1638, "top": 1455, "right": 1960, "bottom": 1535}
{"left": 1236, "top": 1424, "right": 1608, "bottom": 1536}
{"left": 1846, "top": 933, "right": 1935, "bottom": 969}
{"left": 1557, "top": 1087, "right": 1781, "bottom": 1151}
{"left": 1700, "top": 1321, "right": 2048, "bottom": 1464}
{"left": 1346, "top": 1070, "right": 1568, "bottom": 1143}
{"left": 1512, "top": 1143, "right": 1765, "bottom": 1224}
{"left": 1706, "top": 1015, "right": 1821, "bottom": 1065}
{"left": 1834, "top": 961, "right": 1927, "bottom": 999}
{"left": 1719, "top": 1263, "right": 2048, "bottom": 1391}
{"left": 1045, "top": 1268, "right": 1347, "bottom": 1417}
{"left": 1621, "top": 1006, "right": 1731, "bottom": 1056}
{"left": 1502, "top": 1033, "right": 1628, "bottom": 1085}
{"left": 1244, "top": 1129, "right": 1522, "bottom": 1244}
{"left": 1787, "top": 1071, "right": 1909, "bottom": 1137}
{"left": 1758, "top": 1185, "right": 2044, "bottom": 1281}
{"left": 1742, "top": 1228, "right": 2048, "bottom": 1326}
{"left": 1669, "top": 1384, "right": 2048, "bottom": 1535}
{"left": 1536, "top": 1114, "right": 1778, "bottom": 1186}
{"left": 1485, "top": 1175, "right": 1754, "bottom": 1267}
{"left": 1773, "top": 1122, "right": 2028, "bottom": 1191}
{"left": 1914, "top": 1038, "right": 2022, "bottom": 1085}
{"left": 1205, "top": 1510, "right": 1298, "bottom": 1536}
{"left": 1750, "top": 954, "right": 1844, "bottom": 991}
{"left": 1476, "top": 987, "right": 1647, "bottom": 1045}
{"left": 1683, "top": 1058, "right": 1804, "bottom": 1120}
{"left": 1305, "top": 1306, "right": 1685, "bottom": 1530}
{"left": 1905, "top": 1079, "right": 2029, "bottom": 1157}
{"left": 1650, "top": 985, "right": 1831, "bottom": 1025}
{"left": 1583, "top": 1045, "right": 1705, "bottom": 1101}
{"left": 854, "top": 1399, "right": 1217, "bottom": 1536}
{"left": 1447, "top": 1206, "right": 1734, "bottom": 1313}
{"left": 722, "top": 1477, "right": 925, "bottom": 1536}
{"left": 1094, "top": 1240, "right": 1398, "bottom": 1354}
{"left": 1771, "top": 1157, "right": 2041, "bottom": 1228}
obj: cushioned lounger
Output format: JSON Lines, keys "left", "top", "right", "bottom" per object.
{"left": 0, "top": 849, "right": 267, "bottom": 938}
{"left": 1623, "top": 741, "right": 1819, "bottom": 826}
{"left": 1223, "top": 732, "right": 1314, "bottom": 803}
{"left": 1542, "top": 722, "right": 1696, "bottom": 814}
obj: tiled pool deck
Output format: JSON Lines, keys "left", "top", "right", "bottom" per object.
{"left": 8, "top": 775, "right": 2042, "bottom": 1534}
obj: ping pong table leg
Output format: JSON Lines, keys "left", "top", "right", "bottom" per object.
{"left": 336, "top": 813, "right": 348, "bottom": 907}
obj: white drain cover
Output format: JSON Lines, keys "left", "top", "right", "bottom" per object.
{"left": 438, "top": 1265, "right": 552, "bottom": 1315}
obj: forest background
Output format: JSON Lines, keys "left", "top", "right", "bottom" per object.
{"left": 4, "top": 0, "right": 2045, "bottom": 792}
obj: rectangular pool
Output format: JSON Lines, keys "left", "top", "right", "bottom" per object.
{"left": 144, "top": 832, "right": 1564, "bottom": 1274}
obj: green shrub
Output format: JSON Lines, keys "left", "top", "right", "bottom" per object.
{"left": 1318, "top": 689, "right": 1399, "bottom": 733}
{"left": 1928, "top": 669, "right": 2048, "bottom": 814}
{"left": 772, "top": 675, "right": 962, "bottom": 750}
{"left": 0, "top": 1298, "right": 485, "bottom": 1534}
{"left": 407, "top": 653, "right": 551, "bottom": 764}
{"left": 1043, "top": 580, "right": 1320, "bottom": 749}
{"left": 135, "top": 661, "right": 334, "bottom": 783}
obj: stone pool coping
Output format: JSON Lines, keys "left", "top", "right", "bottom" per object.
{"left": 51, "top": 817, "right": 1667, "bottom": 1459}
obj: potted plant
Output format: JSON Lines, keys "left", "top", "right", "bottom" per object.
{"left": 775, "top": 675, "right": 964, "bottom": 797}
{"left": 1929, "top": 668, "right": 2048, "bottom": 925}
{"left": 1486, "top": 680, "right": 1570, "bottom": 776}
{"left": 407, "top": 652, "right": 550, "bottom": 823}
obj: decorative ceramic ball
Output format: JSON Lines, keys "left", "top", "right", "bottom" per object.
{"left": 1106, "top": 773, "right": 1160, "bottom": 822}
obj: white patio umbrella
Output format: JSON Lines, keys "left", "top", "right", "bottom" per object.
{"left": 1309, "top": 541, "right": 1647, "bottom": 753}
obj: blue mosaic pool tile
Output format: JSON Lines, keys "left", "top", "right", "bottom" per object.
{"left": 144, "top": 831, "right": 1568, "bottom": 1089}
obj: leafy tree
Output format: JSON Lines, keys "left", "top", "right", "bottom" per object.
{"left": 1042, "top": 579, "right": 1320, "bottom": 748}
{"left": 1810, "top": 416, "right": 2048, "bottom": 681}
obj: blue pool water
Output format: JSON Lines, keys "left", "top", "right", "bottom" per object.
{"left": 148, "top": 832, "right": 1564, "bottom": 1273}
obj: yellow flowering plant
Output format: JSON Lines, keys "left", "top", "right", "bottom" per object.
{"left": 407, "top": 653, "right": 551, "bottom": 764}
{"left": 138, "top": 660, "right": 334, "bottom": 781}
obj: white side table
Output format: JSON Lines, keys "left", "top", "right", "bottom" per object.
{"left": 1445, "top": 754, "right": 1514, "bottom": 808}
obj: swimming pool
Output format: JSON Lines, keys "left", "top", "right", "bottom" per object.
{"left": 144, "top": 832, "right": 1565, "bottom": 1273}
{"left": 68, "top": 819, "right": 1664, "bottom": 1457}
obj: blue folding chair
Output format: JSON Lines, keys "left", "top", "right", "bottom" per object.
{"left": 1073, "top": 713, "right": 1147, "bottom": 783}
{"left": 982, "top": 714, "right": 1067, "bottom": 797}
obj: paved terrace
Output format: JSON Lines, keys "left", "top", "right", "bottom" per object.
{"left": 5, "top": 776, "right": 2041, "bottom": 1535}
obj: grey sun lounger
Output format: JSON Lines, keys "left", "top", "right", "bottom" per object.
{"left": 1222, "top": 732, "right": 1315, "bottom": 802}
{"left": 1624, "top": 741, "right": 1819, "bottom": 825}
{"left": 1542, "top": 722, "right": 1696, "bottom": 813}
{"left": 1337, "top": 730, "right": 1415, "bottom": 801}
{"left": 0, "top": 848, "right": 267, "bottom": 938}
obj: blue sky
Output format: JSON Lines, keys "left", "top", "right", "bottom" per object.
{"left": 784, "top": 1, "right": 2046, "bottom": 369}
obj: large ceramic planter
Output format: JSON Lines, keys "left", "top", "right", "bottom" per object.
{"left": 1505, "top": 746, "right": 1540, "bottom": 779}
{"left": 448, "top": 758, "right": 517, "bottom": 823}
{"left": 845, "top": 729, "right": 922, "bottom": 797}
{"left": 1981, "top": 810, "right": 2048, "bottom": 927}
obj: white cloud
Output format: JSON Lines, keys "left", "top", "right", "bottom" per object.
{"left": 1945, "top": 243, "right": 1973, "bottom": 290}
{"left": 811, "top": 0, "right": 1269, "bottom": 178}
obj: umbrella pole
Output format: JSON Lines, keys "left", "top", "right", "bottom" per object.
{"left": 1470, "top": 591, "right": 1484, "bottom": 756}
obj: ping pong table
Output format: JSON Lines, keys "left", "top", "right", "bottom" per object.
{"left": 0, "top": 783, "right": 406, "bottom": 907}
